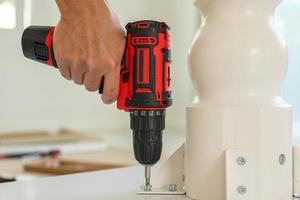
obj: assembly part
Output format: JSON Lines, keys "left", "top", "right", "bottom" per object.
{"left": 279, "top": 154, "right": 286, "bottom": 165}
{"left": 143, "top": 184, "right": 152, "bottom": 192}
{"left": 236, "top": 157, "right": 247, "bottom": 166}
{"left": 225, "top": 150, "right": 257, "bottom": 200}
{"left": 169, "top": 184, "right": 177, "bottom": 192}
{"left": 0, "top": 166, "right": 189, "bottom": 200}
{"left": 237, "top": 185, "right": 247, "bottom": 195}
{"left": 186, "top": 0, "right": 292, "bottom": 199}
{"left": 137, "top": 144, "right": 185, "bottom": 195}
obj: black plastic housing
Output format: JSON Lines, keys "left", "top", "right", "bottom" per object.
{"left": 21, "top": 26, "right": 57, "bottom": 67}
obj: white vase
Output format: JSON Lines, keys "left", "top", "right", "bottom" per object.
{"left": 185, "top": 0, "right": 293, "bottom": 199}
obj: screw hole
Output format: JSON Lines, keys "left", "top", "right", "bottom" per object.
{"left": 160, "top": 23, "right": 166, "bottom": 29}
{"left": 236, "top": 157, "right": 246, "bottom": 166}
{"left": 237, "top": 185, "right": 247, "bottom": 195}
{"left": 127, "top": 24, "right": 132, "bottom": 29}
{"left": 279, "top": 154, "right": 286, "bottom": 165}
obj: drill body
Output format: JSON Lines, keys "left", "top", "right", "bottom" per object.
{"left": 118, "top": 21, "right": 172, "bottom": 166}
{"left": 21, "top": 20, "right": 172, "bottom": 187}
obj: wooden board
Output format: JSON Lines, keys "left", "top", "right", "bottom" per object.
{"left": 24, "top": 159, "right": 127, "bottom": 175}
{"left": 0, "top": 147, "right": 136, "bottom": 178}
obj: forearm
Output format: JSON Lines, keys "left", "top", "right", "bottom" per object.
{"left": 55, "top": 0, "right": 110, "bottom": 20}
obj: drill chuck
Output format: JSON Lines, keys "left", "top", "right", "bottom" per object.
{"left": 131, "top": 110, "right": 165, "bottom": 165}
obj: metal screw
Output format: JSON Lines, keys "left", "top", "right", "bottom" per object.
{"left": 279, "top": 154, "right": 286, "bottom": 165}
{"left": 237, "top": 185, "right": 247, "bottom": 195}
{"left": 144, "top": 184, "right": 152, "bottom": 192}
{"left": 169, "top": 184, "right": 177, "bottom": 192}
{"left": 237, "top": 157, "right": 247, "bottom": 166}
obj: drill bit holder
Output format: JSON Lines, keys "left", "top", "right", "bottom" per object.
{"left": 131, "top": 110, "right": 165, "bottom": 166}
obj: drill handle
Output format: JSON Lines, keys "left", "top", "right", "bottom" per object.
{"left": 21, "top": 26, "right": 104, "bottom": 93}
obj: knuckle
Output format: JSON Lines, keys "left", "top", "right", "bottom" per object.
{"left": 73, "top": 59, "right": 86, "bottom": 71}
{"left": 86, "top": 60, "right": 99, "bottom": 73}
{"left": 106, "top": 59, "right": 118, "bottom": 71}
{"left": 88, "top": 66, "right": 98, "bottom": 75}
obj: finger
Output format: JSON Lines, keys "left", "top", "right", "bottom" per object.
{"left": 55, "top": 57, "right": 72, "bottom": 80}
{"left": 72, "top": 71, "right": 85, "bottom": 85}
{"left": 101, "top": 68, "right": 120, "bottom": 104}
{"left": 83, "top": 71, "right": 103, "bottom": 92}
{"left": 57, "top": 64, "right": 72, "bottom": 80}
{"left": 53, "top": 45, "right": 72, "bottom": 80}
{"left": 72, "top": 62, "right": 86, "bottom": 85}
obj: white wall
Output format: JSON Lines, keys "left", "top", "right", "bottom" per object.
{"left": 0, "top": 0, "right": 198, "bottom": 133}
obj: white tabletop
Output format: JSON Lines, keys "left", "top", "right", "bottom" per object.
{"left": 0, "top": 167, "right": 188, "bottom": 200}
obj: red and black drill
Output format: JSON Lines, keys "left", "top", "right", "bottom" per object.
{"left": 21, "top": 20, "right": 172, "bottom": 188}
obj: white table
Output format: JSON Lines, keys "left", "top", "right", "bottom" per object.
{"left": 0, "top": 167, "right": 188, "bottom": 200}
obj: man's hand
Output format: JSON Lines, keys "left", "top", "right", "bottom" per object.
{"left": 54, "top": 0, "right": 126, "bottom": 104}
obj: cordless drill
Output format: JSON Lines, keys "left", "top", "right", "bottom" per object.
{"left": 21, "top": 20, "right": 172, "bottom": 188}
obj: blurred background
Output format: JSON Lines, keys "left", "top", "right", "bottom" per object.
{"left": 0, "top": 0, "right": 197, "bottom": 133}
{"left": 0, "top": 0, "right": 299, "bottom": 180}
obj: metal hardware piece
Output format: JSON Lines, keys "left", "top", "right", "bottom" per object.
{"left": 279, "top": 154, "right": 286, "bottom": 165}
{"left": 137, "top": 144, "right": 185, "bottom": 195}
{"left": 237, "top": 157, "right": 247, "bottom": 166}
{"left": 144, "top": 184, "right": 152, "bottom": 192}
{"left": 169, "top": 184, "right": 177, "bottom": 192}
{"left": 226, "top": 150, "right": 256, "bottom": 199}
{"left": 237, "top": 185, "right": 247, "bottom": 195}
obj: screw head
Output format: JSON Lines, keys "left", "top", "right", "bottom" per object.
{"left": 237, "top": 185, "right": 247, "bottom": 195}
{"left": 169, "top": 184, "right": 177, "bottom": 192}
{"left": 279, "top": 154, "right": 286, "bottom": 165}
{"left": 144, "top": 184, "right": 152, "bottom": 192}
{"left": 237, "top": 157, "right": 247, "bottom": 166}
